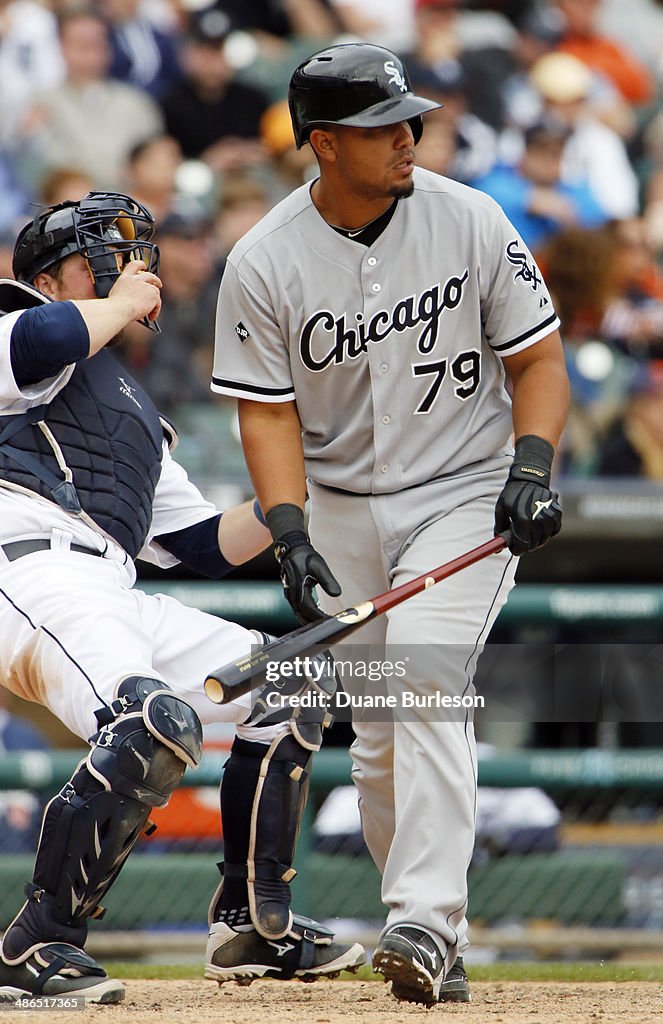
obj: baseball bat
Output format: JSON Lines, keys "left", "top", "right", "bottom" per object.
{"left": 204, "top": 531, "right": 511, "bottom": 705}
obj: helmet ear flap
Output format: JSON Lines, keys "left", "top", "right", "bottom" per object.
{"left": 409, "top": 116, "right": 424, "bottom": 145}
{"left": 12, "top": 203, "right": 79, "bottom": 282}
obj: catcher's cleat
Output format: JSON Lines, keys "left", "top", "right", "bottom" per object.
{"left": 0, "top": 942, "right": 125, "bottom": 1004}
{"left": 372, "top": 925, "right": 470, "bottom": 1005}
{"left": 204, "top": 914, "right": 366, "bottom": 985}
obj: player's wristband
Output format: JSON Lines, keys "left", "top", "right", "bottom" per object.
{"left": 253, "top": 498, "right": 268, "bottom": 527}
{"left": 265, "top": 503, "right": 306, "bottom": 542}
{"left": 510, "top": 434, "right": 554, "bottom": 488}
{"left": 264, "top": 503, "right": 310, "bottom": 559}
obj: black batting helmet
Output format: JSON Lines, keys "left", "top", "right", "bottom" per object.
{"left": 288, "top": 43, "right": 442, "bottom": 149}
{"left": 13, "top": 191, "right": 160, "bottom": 330}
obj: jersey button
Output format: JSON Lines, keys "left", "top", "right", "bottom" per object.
{"left": 380, "top": 363, "right": 389, "bottom": 373}
{"left": 367, "top": 256, "right": 377, "bottom": 266}
{"left": 371, "top": 283, "right": 381, "bottom": 292}
{"left": 382, "top": 414, "right": 391, "bottom": 424}
{"left": 380, "top": 464, "right": 389, "bottom": 473}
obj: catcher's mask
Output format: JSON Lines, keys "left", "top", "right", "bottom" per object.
{"left": 12, "top": 191, "right": 161, "bottom": 332}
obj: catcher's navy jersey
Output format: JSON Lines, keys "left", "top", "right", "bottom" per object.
{"left": 0, "top": 302, "right": 219, "bottom": 570}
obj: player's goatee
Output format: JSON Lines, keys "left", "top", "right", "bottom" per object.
{"left": 391, "top": 180, "right": 415, "bottom": 200}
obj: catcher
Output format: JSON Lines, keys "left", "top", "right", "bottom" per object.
{"left": 0, "top": 192, "right": 365, "bottom": 1004}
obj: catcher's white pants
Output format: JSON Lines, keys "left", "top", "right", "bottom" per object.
{"left": 309, "top": 467, "right": 516, "bottom": 969}
{"left": 0, "top": 545, "right": 256, "bottom": 741}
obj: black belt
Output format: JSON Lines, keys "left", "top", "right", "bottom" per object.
{"left": 1, "top": 539, "right": 103, "bottom": 561}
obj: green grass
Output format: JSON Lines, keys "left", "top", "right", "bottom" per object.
{"left": 104, "top": 962, "right": 663, "bottom": 983}
{"left": 468, "top": 963, "right": 663, "bottom": 983}
{"left": 105, "top": 963, "right": 204, "bottom": 980}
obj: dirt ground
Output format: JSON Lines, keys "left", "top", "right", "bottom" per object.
{"left": 17, "top": 979, "right": 663, "bottom": 1023}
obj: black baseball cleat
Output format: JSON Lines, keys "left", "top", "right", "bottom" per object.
{"left": 204, "top": 914, "right": 366, "bottom": 985}
{"left": 0, "top": 942, "right": 125, "bottom": 1004}
{"left": 439, "top": 956, "right": 470, "bottom": 1003}
{"left": 372, "top": 925, "right": 470, "bottom": 1005}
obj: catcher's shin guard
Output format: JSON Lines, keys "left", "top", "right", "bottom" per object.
{"left": 211, "top": 696, "right": 333, "bottom": 942}
{"left": 2, "top": 676, "right": 202, "bottom": 964}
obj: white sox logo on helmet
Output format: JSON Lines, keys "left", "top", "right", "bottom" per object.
{"left": 299, "top": 270, "right": 470, "bottom": 371}
{"left": 384, "top": 60, "right": 408, "bottom": 93}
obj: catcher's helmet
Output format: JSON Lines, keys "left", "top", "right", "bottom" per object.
{"left": 288, "top": 43, "right": 442, "bottom": 149}
{"left": 13, "top": 191, "right": 160, "bottom": 330}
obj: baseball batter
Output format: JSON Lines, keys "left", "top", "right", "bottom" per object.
{"left": 212, "top": 44, "right": 568, "bottom": 1005}
{"left": 0, "top": 192, "right": 365, "bottom": 1004}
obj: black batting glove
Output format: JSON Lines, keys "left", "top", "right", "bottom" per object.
{"left": 265, "top": 503, "right": 341, "bottom": 624}
{"left": 495, "top": 435, "right": 562, "bottom": 556}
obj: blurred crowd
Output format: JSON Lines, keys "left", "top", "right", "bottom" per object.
{"left": 3, "top": 0, "right": 663, "bottom": 481}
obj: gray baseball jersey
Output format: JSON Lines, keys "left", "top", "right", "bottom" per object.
{"left": 212, "top": 166, "right": 559, "bottom": 493}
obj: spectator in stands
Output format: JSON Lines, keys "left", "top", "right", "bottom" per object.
{"left": 0, "top": 158, "right": 28, "bottom": 234}
{"left": 529, "top": 51, "right": 640, "bottom": 219}
{"left": 499, "top": 2, "right": 567, "bottom": 138}
{"left": 159, "top": 7, "right": 268, "bottom": 174}
{"left": 409, "top": 62, "right": 499, "bottom": 183}
{"left": 504, "top": 3, "right": 639, "bottom": 158}
{"left": 157, "top": 200, "right": 222, "bottom": 367}
{"left": 115, "top": 202, "right": 220, "bottom": 413}
{"left": 0, "top": 0, "right": 64, "bottom": 150}
{"left": 541, "top": 224, "right": 618, "bottom": 341}
{"left": 326, "top": 0, "right": 416, "bottom": 51}
{"left": 215, "top": 0, "right": 336, "bottom": 41}
{"left": 259, "top": 99, "right": 316, "bottom": 199}
{"left": 553, "top": 0, "right": 654, "bottom": 107}
{"left": 22, "top": 8, "right": 163, "bottom": 191}
{"left": 475, "top": 0, "right": 532, "bottom": 24}
{"left": 123, "top": 134, "right": 184, "bottom": 225}
{"left": 600, "top": 217, "right": 663, "bottom": 361}
{"left": 598, "top": 0, "right": 663, "bottom": 85}
{"left": 38, "top": 166, "right": 94, "bottom": 207}
{"left": 544, "top": 218, "right": 663, "bottom": 358}
{"left": 472, "top": 117, "right": 607, "bottom": 253}
{"left": 213, "top": 173, "right": 271, "bottom": 266}
{"left": 496, "top": 3, "right": 631, "bottom": 159}
{"left": 98, "top": 0, "right": 181, "bottom": 98}
{"left": 597, "top": 360, "right": 663, "bottom": 478}
{"left": 211, "top": 0, "right": 337, "bottom": 104}
{"left": 405, "top": 0, "right": 516, "bottom": 131}
{"left": 501, "top": 7, "right": 635, "bottom": 153}
{"left": 408, "top": 109, "right": 460, "bottom": 180}
{"left": 540, "top": 223, "right": 659, "bottom": 475}
{"left": 640, "top": 111, "right": 663, "bottom": 260}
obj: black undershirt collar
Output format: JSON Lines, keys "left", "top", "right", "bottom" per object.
{"left": 330, "top": 199, "right": 398, "bottom": 247}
